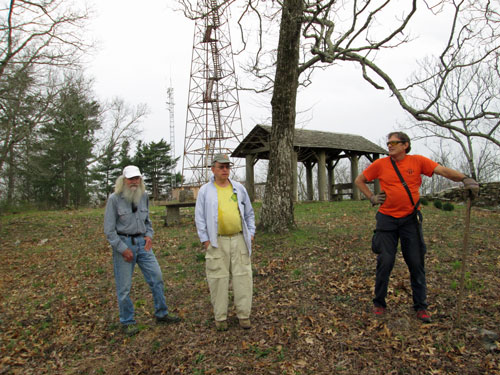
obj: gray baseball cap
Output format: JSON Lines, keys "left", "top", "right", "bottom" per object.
{"left": 211, "top": 153, "right": 233, "bottom": 166}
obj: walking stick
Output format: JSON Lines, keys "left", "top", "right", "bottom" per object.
{"left": 456, "top": 194, "right": 472, "bottom": 326}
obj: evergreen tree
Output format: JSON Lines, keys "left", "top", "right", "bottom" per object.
{"left": 32, "top": 76, "right": 100, "bottom": 208}
{"left": 133, "top": 139, "right": 177, "bottom": 200}
{"left": 90, "top": 144, "right": 119, "bottom": 200}
{"left": 91, "top": 139, "right": 134, "bottom": 200}
{"left": 117, "top": 139, "right": 134, "bottom": 171}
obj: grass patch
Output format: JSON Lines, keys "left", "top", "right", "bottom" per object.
{"left": 0, "top": 201, "right": 498, "bottom": 374}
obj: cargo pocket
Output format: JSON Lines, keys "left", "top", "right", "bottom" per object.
{"left": 205, "top": 245, "right": 223, "bottom": 276}
{"left": 240, "top": 247, "right": 250, "bottom": 265}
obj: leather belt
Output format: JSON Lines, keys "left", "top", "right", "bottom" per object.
{"left": 117, "top": 232, "right": 144, "bottom": 245}
{"left": 117, "top": 232, "right": 143, "bottom": 237}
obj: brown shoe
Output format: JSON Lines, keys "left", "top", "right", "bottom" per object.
{"left": 215, "top": 320, "right": 228, "bottom": 331}
{"left": 239, "top": 318, "right": 251, "bottom": 329}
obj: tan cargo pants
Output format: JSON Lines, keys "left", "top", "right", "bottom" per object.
{"left": 205, "top": 233, "right": 252, "bottom": 322}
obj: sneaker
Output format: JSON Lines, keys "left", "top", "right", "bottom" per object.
{"left": 239, "top": 318, "right": 251, "bottom": 329}
{"left": 156, "top": 312, "right": 181, "bottom": 324}
{"left": 122, "top": 324, "right": 139, "bottom": 336}
{"left": 416, "top": 310, "right": 432, "bottom": 323}
{"left": 215, "top": 320, "right": 228, "bottom": 331}
{"left": 373, "top": 306, "right": 386, "bottom": 316}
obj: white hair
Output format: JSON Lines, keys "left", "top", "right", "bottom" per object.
{"left": 115, "top": 175, "right": 146, "bottom": 204}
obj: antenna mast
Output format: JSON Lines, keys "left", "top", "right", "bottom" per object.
{"left": 166, "top": 84, "right": 176, "bottom": 197}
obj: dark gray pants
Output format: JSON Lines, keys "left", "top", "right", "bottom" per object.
{"left": 372, "top": 211, "right": 428, "bottom": 311}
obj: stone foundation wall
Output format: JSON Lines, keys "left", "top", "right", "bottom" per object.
{"left": 423, "top": 182, "right": 500, "bottom": 208}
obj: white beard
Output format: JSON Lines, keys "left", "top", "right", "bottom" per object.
{"left": 122, "top": 184, "right": 144, "bottom": 205}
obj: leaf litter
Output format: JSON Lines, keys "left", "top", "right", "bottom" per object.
{"left": 0, "top": 203, "right": 499, "bottom": 374}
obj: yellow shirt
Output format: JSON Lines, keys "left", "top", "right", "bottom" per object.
{"left": 215, "top": 182, "right": 242, "bottom": 235}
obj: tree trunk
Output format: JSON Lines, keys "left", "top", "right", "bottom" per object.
{"left": 7, "top": 143, "right": 15, "bottom": 203}
{"left": 259, "top": 0, "right": 303, "bottom": 233}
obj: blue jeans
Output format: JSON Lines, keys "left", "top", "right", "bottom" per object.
{"left": 112, "top": 235, "right": 168, "bottom": 325}
{"left": 373, "top": 211, "right": 428, "bottom": 311}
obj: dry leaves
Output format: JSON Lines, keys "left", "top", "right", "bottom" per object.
{"left": 0, "top": 203, "right": 499, "bottom": 374}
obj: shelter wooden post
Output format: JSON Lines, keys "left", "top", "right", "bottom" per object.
{"left": 245, "top": 154, "right": 256, "bottom": 202}
{"left": 327, "top": 160, "right": 334, "bottom": 201}
{"left": 292, "top": 150, "right": 298, "bottom": 202}
{"left": 305, "top": 161, "right": 314, "bottom": 201}
{"left": 350, "top": 155, "right": 360, "bottom": 200}
{"left": 318, "top": 151, "right": 327, "bottom": 201}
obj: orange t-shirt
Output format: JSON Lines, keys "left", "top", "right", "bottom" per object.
{"left": 363, "top": 155, "right": 438, "bottom": 218}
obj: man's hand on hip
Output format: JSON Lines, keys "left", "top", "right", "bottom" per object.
{"left": 370, "top": 191, "right": 386, "bottom": 206}
{"left": 122, "top": 249, "right": 133, "bottom": 263}
{"left": 144, "top": 236, "right": 152, "bottom": 251}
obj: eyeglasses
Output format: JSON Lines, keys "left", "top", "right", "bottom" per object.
{"left": 215, "top": 165, "right": 231, "bottom": 170}
{"left": 387, "top": 141, "right": 404, "bottom": 147}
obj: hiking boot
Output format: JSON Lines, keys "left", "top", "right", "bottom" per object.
{"left": 122, "top": 324, "right": 139, "bottom": 336}
{"left": 239, "top": 318, "right": 251, "bottom": 329}
{"left": 156, "top": 312, "right": 181, "bottom": 324}
{"left": 373, "top": 306, "right": 386, "bottom": 316}
{"left": 215, "top": 320, "right": 228, "bottom": 331}
{"left": 416, "top": 310, "right": 432, "bottom": 323}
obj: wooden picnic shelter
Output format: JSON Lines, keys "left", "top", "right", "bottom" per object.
{"left": 231, "top": 125, "right": 388, "bottom": 202}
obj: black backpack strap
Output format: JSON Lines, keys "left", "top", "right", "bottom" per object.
{"left": 390, "top": 158, "right": 420, "bottom": 211}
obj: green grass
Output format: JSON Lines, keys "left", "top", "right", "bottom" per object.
{"left": 0, "top": 200, "right": 499, "bottom": 374}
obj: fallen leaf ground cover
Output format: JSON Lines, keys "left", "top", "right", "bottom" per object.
{"left": 0, "top": 201, "right": 499, "bottom": 374}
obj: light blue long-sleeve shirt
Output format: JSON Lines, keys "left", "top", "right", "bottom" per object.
{"left": 104, "top": 192, "right": 154, "bottom": 254}
{"left": 195, "top": 176, "right": 256, "bottom": 255}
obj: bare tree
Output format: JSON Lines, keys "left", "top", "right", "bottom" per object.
{"left": 0, "top": 0, "right": 92, "bottom": 190}
{"left": 379, "top": 2, "right": 499, "bottom": 147}
{"left": 405, "top": 58, "right": 500, "bottom": 180}
{"left": 177, "top": 0, "right": 500, "bottom": 232}
{"left": 0, "top": 66, "right": 54, "bottom": 172}
{"left": 0, "top": 0, "right": 91, "bottom": 79}
{"left": 424, "top": 138, "right": 459, "bottom": 195}
{"left": 91, "top": 97, "right": 149, "bottom": 165}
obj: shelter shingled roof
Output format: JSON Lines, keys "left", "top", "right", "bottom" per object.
{"left": 232, "top": 124, "right": 387, "bottom": 163}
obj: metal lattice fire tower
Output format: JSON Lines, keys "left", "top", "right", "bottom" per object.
{"left": 181, "top": 0, "right": 244, "bottom": 186}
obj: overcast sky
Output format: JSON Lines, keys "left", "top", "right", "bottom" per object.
{"left": 86, "top": 1, "right": 451, "bottom": 171}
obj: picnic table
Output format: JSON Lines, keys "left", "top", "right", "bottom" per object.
{"left": 158, "top": 201, "right": 196, "bottom": 226}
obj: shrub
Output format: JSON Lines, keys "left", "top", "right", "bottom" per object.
{"left": 443, "top": 202, "right": 455, "bottom": 211}
{"left": 433, "top": 200, "right": 443, "bottom": 209}
{"left": 420, "top": 198, "right": 429, "bottom": 206}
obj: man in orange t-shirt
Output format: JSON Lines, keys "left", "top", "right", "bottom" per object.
{"left": 355, "top": 132, "right": 479, "bottom": 323}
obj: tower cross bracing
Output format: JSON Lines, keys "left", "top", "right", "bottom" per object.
{"left": 181, "top": 0, "right": 244, "bottom": 186}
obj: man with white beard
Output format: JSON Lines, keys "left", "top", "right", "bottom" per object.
{"left": 104, "top": 165, "right": 180, "bottom": 336}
